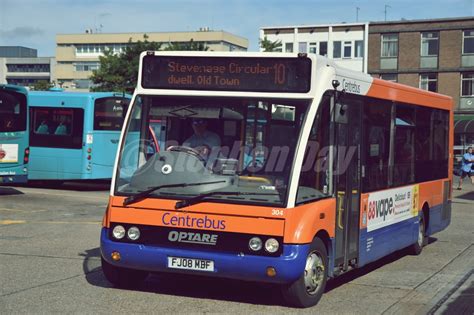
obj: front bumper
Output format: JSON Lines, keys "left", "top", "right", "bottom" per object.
{"left": 100, "top": 227, "right": 308, "bottom": 284}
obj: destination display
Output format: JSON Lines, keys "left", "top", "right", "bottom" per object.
{"left": 141, "top": 55, "right": 312, "bottom": 93}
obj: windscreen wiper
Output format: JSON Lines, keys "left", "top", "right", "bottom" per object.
{"left": 175, "top": 191, "right": 279, "bottom": 209}
{"left": 123, "top": 180, "right": 227, "bottom": 206}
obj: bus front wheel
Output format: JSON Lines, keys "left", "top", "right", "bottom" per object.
{"left": 101, "top": 256, "right": 148, "bottom": 288}
{"left": 281, "top": 237, "right": 328, "bottom": 308}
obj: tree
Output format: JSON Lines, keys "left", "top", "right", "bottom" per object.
{"left": 164, "top": 39, "right": 209, "bottom": 51}
{"left": 32, "top": 80, "right": 53, "bottom": 91}
{"left": 259, "top": 36, "right": 282, "bottom": 52}
{"left": 90, "top": 35, "right": 162, "bottom": 93}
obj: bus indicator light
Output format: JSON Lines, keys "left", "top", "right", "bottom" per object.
{"left": 266, "top": 267, "right": 277, "bottom": 277}
{"left": 111, "top": 251, "right": 121, "bottom": 261}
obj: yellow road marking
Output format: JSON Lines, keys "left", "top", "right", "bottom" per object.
{"left": 20, "top": 190, "right": 107, "bottom": 201}
{"left": 0, "top": 208, "right": 47, "bottom": 213}
{"left": 0, "top": 220, "right": 26, "bottom": 225}
{"left": 33, "top": 221, "right": 100, "bottom": 225}
{"left": 0, "top": 219, "right": 100, "bottom": 225}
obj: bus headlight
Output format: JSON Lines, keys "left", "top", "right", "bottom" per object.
{"left": 265, "top": 238, "right": 279, "bottom": 253}
{"left": 127, "top": 226, "right": 140, "bottom": 241}
{"left": 249, "top": 237, "right": 262, "bottom": 251}
{"left": 112, "top": 225, "right": 126, "bottom": 240}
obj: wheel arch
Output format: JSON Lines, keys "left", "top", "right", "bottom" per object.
{"left": 314, "top": 229, "right": 334, "bottom": 277}
{"left": 422, "top": 201, "right": 430, "bottom": 233}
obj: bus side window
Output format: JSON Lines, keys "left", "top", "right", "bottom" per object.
{"left": 362, "top": 99, "right": 391, "bottom": 192}
{"left": 393, "top": 104, "right": 415, "bottom": 186}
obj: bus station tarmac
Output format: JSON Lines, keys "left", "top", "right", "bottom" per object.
{"left": 0, "top": 180, "right": 473, "bottom": 314}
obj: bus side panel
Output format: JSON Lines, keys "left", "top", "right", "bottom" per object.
{"left": 29, "top": 147, "right": 84, "bottom": 180}
{"left": 418, "top": 180, "right": 451, "bottom": 236}
{"left": 358, "top": 187, "right": 419, "bottom": 267}
{"left": 91, "top": 131, "right": 121, "bottom": 179}
{"left": 358, "top": 217, "right": 418, "bottom": 266}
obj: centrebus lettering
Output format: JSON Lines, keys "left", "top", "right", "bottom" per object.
{"left": 162, "top": 212, "right": 226, "bottom": 230}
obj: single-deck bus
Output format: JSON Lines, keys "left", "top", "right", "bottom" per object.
{"left": 28, "top": 91, "right": 130, "bottom": 181}
{"left": 100, "top": 52, "right": 453, "bottom": 307}
{"left": 0, "top": 84, "right": 29, "bottom": 184}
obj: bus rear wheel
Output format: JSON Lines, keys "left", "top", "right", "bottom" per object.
{"left": 410, "top": 215, "right": 425, "bottom": 255}
{"left": 281, "top": 237, "right": 328, "bottom": 308}
{"left": 101, "top": 256, "right": 148, "bottom": 288}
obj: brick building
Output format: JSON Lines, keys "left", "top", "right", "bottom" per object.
{"left": 367, "top": 17, "right": 474, "bottom": 158}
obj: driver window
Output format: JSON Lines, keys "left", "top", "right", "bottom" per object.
{"left": 297, "top": 95, "right": 331, "bottom": 204}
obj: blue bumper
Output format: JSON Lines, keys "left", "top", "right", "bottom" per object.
{"left": 100, "top": 228, "right": 308, "bottom": 284}
{"left": 0, "top": 173, "right": 27, "bottom": 184}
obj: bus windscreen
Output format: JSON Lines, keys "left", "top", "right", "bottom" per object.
{"left": 0, "top": 90, "right": 27, "bottom": 132}
{"left": 94, "top": 97, "right": 129, "bottom": 131}
{"left": 141, "top": 55, "right": 312, "bottom": 93}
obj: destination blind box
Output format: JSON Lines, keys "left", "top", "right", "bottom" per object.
{"left": 141, "top": 55, "right": 312, "bottom": 93}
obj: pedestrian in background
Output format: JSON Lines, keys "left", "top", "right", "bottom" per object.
{"left": 456, "top": 147, "right": 474, "bottom": 190}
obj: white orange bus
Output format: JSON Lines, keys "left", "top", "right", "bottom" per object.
{"left": 100, "top": 52, "right": 453, "bottom": 307}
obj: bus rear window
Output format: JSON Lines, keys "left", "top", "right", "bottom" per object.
{"left": 0, "top": 90, "right": 27, "bottom": 132}
{"left": 94, "top": 97, "right": 129, "bottom": 131}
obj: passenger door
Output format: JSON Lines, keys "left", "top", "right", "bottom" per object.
{"left": 333, "top": 96, "right": 362, "bottom": 273}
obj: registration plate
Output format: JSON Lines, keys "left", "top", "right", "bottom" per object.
{"left": 167, "top": 256, "right": 214, "bottom": 272}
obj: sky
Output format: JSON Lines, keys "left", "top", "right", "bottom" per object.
{"left": 0, "top": 0, "right": 473, "bottom": 56}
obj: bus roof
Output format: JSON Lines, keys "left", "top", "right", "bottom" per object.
{"left": 0, "top": 84, "right": 28, "bottom": 95}
{"left": 29, "top": 91, "right": 130, "bottom": 99}
{"left": 135, "top": 51, "right": 453, "bottom": 111}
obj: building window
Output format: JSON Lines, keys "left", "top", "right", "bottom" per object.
{"left": 355, "top": 40, "right": 364, "bottom": 58}
{"left": 381, "top": 34, "right": 398, "bottom": 57}
{"left": 461, "top": 73, "right": 474, "bottom": 96}
{"left": 319, "top": 42, "right": 328, "bottom": 56}
{"left": 285, "top": 43, "right": 294, "bottom": 53}
{"left": 420, "top": 74, "right": 437, "bottom": 92}
{"left": 463, "top": 29, "right": 474, "bottom": 54}
{"left": 343, "top": 41, "right": 352, "bottom": 58}
{"left": 76, "top": 43, "right": 128, "bottom": 55}
{"left": 333, "top": 41, "right": 341, "bottom": 58}
{"left": 74, "top": 62, "right": 100, "bottom": 72}
{"left": 380, "top": 74, "right": 398, "bottom": 82}
{"left": 7, "top": 64, "right": 50, "bottom": 72}
{"left": 298, "top": 42, "right": 307, "bottom": 53}
{"left": 309, "top": 42, "right": 317, "bottom": 54}
{"left": 421, "top": 32, "right": 439, "bottom": 56}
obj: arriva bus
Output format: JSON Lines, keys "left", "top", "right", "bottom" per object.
{"left": 100, "top": 52, "right": 453, "bottom": 307}
{"left": 0, "top": 84, "right": 29, "bottom": 184}
{"left": 28, "top": 91, "right": 130, "bottom": 181}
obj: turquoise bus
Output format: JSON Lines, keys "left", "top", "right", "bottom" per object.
{"left": 0, "top": 85, "right": 29, "bottom": 184}
{"left": 28, "top": 91, "right": 130, "bottom": 181}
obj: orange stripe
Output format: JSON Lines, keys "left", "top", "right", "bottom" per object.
{"left": 109, "top": 206, "right": 284, "bottom": 236}
{"left": 367, "top": 78, "right": 453, "bottom": 110}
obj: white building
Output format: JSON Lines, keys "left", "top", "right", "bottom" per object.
{"left": 0, "top": 47, "right": 55, "bottom": 88}
{"left": 260, "top": 22, "right": 369, "bottom": 73}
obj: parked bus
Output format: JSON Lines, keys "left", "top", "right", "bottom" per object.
{"left": 0, "top": 84, "right": 29, "bottom": 184}
{"left": 28, "top": 91, "right": 130, "bottom": 181}
{"left": 100, "top": 52, "right": 453, "bottom": 307}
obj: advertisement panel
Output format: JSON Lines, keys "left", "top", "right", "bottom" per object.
{"left": 367, "top": 185, "right": 419, "bottom": 232}
{"left": 0, "top": 144, "right": 19, "bottom": 163}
